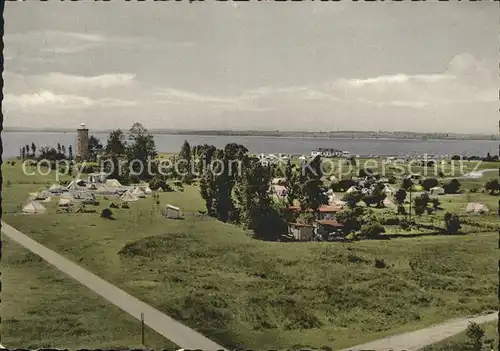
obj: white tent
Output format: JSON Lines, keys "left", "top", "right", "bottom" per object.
{"left": 271, "top": 178, "right": 286, "bottom": 185}
{"left": 58, "top": 198, "right": 74, "bottom": 207}
{"left": 96, "top": 185, "right": 113, "bottom": 195}
{"left": 35, "top": 191, "right": 50, "bottom": 200}
{"left": 430, "top": 186, "right": 445, "bottom": 195}
{"left": 328, "top": 193, "right": 338, "bottom": 205}
{"left": 22, "top": 201, "right": 46, "bottom": 214}
{"left": 329, "top": 175, "right": 338, "bottom": 182}
{"left": 157, "top": 187, "right": 164, "bottom": 192}
{"left": 383, "top": 185, "right": 395, "bottom": 196}
{"left": 87, "top": 183, "right": 98, "bottom": 190}
{"left": 139, "top": 185, "right": 153, "bottom": 195}
{"left": 121, "top": 191, "right": 139, "bottom": 202}
{"left": 346, "top": 186, "right": 358, "bottom": 194}
{"left": 132, "top": 187, "right": 146, "bottom": 198}
{"left": 106, "top": 179, "right": 122, "bottom": 188}
{"left": 465, "top": 202, "right": 490, "bottom": 214}
{"left": 383, "top": 197, "right": 396, "bottom": 208}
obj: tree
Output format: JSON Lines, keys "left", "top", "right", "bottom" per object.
{"left": 444, "top": 212, "right": 461, "bottom": 234}
{"left": 31, "top": 142, "right": 36, "bottom": 157}
{"left": 394, "top": 188, "right": 407, "bottom": 206}
{"left": 362, "top": 183, "right": 386, "bottom": 208}
{"left": 21, "top": 147, "right": 26, "bottom": 159}
{"left": 61, "top": 145, "right": 66, "bottom": 156}
{"left": 68, "top": 145, "right": 73, "bottom": 160}
{"left": 337, "top": 207, "right": 373, "bottom": 233}
{"left": 105, "top": 129, "right": 127, "bottom": 156}
{"left": 126, "top": 123, "right": 157, "bottom": 180}
{"left": 401, "top": 177, "right": 413, "bottom": 191}
{"left": 284, "top": 159, "right": 300, "bottom": 206}
{"left": 413, "top": 193, "right": 430, "bottom": 216}
{"left": 465, "top": 321, "right": 484, "bottom": 351}
{"left": 422, "top": 177, "right": 438, "bottom": 191}
{"left": 342, "top": 191, "right": 362, "bottom": 209}
{"left": 57, "top": 143, "right": 62, "bottom": 155}
{"left": 298, "top": 155, "right": 328, "bottom": 219}
{"left": 234, "top": 156, "right": 283, "bottom": 240}
{"left": 485, "top": 178, "right": 500, "bottom": 195}
{"left": 443, "top": 179, "right": 461, "bottom": 194}
{"left": 88, "top": 135, "right": 103, "bottom": 162}
{"left": 179, "top": 140, "right": 192, "bottom": 178}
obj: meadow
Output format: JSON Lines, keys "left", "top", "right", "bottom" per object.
{"left": 2, "top": 159, "right": 498, "bottom": 350}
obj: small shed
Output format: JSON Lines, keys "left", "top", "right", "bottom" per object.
{"left": 288, "top": 223, "right": 315, "bottom": 241}
{"left": 316, "top": 219, "right": 345, "bottom": 238}
{"left": 165, "top": 204, "right": 181, "bottom": 219}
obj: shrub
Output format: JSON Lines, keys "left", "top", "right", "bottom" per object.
{"left": 400, "top": 218, "right": 411, "bottom": 230}
{"left": 374, "top": 258, "right": 387, "bottom": 268}
{"left": 100, "top": 208, "right": 114, "bottom": 219}
{"left": 359, "top": 222, "right": 385, "bottom": 239}
{"left": 129, "top": 174, "right": 140, "bottom": 184}
{"left": 465, "top": 321, "right": 484, "bottom": 351}
{"left": 387, "top": 176, "right": 397, "bottom": 184}
{"left": 444, "top": 212, "right": 461, "bottom": 234}
{"left": 149, "top": 175, "right": 167, "bottom": 191}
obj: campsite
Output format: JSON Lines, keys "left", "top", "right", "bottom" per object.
{"left": 2, "top": 150, "right": 498, "bottom": 350}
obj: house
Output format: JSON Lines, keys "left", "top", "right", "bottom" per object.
{"left": 315, "top": 219, "right": 345, "bottom": 238}
{"left": 311, "top": 148, "right": 346, "bottom": 158}
{"left": 288, "top": 223, "right": 315, "bottom": 241}
{"left": 165, "top": 204, "right": 181, "bottom": 219}
{"left": 88, "top": 172, "right": 108, "bottom": 183}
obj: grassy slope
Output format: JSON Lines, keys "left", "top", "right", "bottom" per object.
{"left": 1, "top": 237, "right": 177, "bottom": 349}
{"left": 3, "top": 161, "right": 498, "bottom": 349}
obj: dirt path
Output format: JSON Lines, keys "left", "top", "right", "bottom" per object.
{"left": 2, "top": 222, "right": 226, "bottom": 351}
{"left": 339, "top": 312, "right": 498, "bottom": 351}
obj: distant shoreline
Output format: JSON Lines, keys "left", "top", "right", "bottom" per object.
{"left": 3, "top": 128, "right": 498, "bottom": 142}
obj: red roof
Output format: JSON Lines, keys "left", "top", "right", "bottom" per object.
{"left": 317, "top": 219, "right": 344, "bottom": 227}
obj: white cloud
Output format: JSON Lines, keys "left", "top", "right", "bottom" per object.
{"left": 4, "top": 90, "right": 135, "bottom": 112}
{"left": 39, "top": 72, "right": 137, "bottom": 89}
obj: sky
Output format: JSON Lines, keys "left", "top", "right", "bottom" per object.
{"left": 4, "top": 1, "right": 498, "bottom": 133}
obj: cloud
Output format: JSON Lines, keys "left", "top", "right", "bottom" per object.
{"left": 38, "top": 72, "right": 137, "bottom": 89}
{"left": 4, "top": 90, "right": 136, "bottom": 112}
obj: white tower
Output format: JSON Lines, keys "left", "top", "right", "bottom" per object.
{"left": 75, "top": 122, "right": 89, "bottom": 161}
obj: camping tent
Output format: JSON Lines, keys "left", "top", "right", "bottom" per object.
{"left": 132, "top": 187, "right": 146, "bottom": 198}
{"left": 383, "top": 185, "right": 395, "bottom": 196}
{"left": 106, "top": 179, "right": 122, "bottom": 188}
{"left": 138, "top": 185, "right": 153, "bottom": 195}
{"left": 121, "top": 191, "right": 139, "bottom": 202}
{"left": 22, "top": 201, "right": 46, "bottom": 214}
{"left": 329, "top": 175, "right": 338, "bottom": 182}
{"left": 35, "top": 191, "right": 50, "bottom": 200}
{"left": 157, "top": 187, "right": 164, "bottom": 192}
{"left": 346, "top": 186, "right": 358, "bottom": 194}
{"left": 465, "top": 202, "right": 490, "bottom": 214}
{"left": 87, "top": 183, "right": 98, "bottom": 190}
{"left": 96, "top": 185, "right": 113, "bottom": 195}
{"left": 48, "top": 184, "right": 64, "bottom": 194}
{"left": 430, "top": 186, "right": 445, "bottom": 195}
{"left": 383, "top": 197, "right": 396, "bottom": 208}
{"left": 58, "top": 198, "right": 74, "bottom": 207}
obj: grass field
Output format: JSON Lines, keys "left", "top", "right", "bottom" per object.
{"left": 422, "top": 321, "right": 498, "bottom": 351}
{"left": 2, "top": 160, "right": 498, "bottom": 349}
{"left": 1, "top": 237, "right": 177, "bottom": 349}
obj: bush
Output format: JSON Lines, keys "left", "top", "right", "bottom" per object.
{"left": 359, "top": 223, "right": 385, "bottom": 239}
{"left": 444, "top": 212, "right": 461, "bottom": 234}
{"left": 400, "top": 218, "right": 411, "bottom": 230}
{"left": 100, "top": 208, "right": 114, "bottom": 219}
{"left": 465, "top": 321, "right": 484, "bottom": 351}
{"left": 149, "top": 175, "right": 167, "bottom": 191}
{"left": 374, "top": 258, "right": 387, "bottom": 268}
{"left": 387, "top": 176, "right": 397, "bottom": 184}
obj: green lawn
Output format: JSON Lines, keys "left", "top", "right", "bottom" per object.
{"left": 1, "top": 237, "right": 177, "bottom": 349}
{"left": 422, "top": 321, "right": 498, "bottom": 351}
{"left": 2, "top": 160, "right": 498, "bottom": 350}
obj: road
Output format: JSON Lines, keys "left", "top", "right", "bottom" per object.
{"left": 338, "top": 312, "right": 498, "bottom": 351}
{"left": 1, "top": 222, "right": 226, "bottom": 351}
